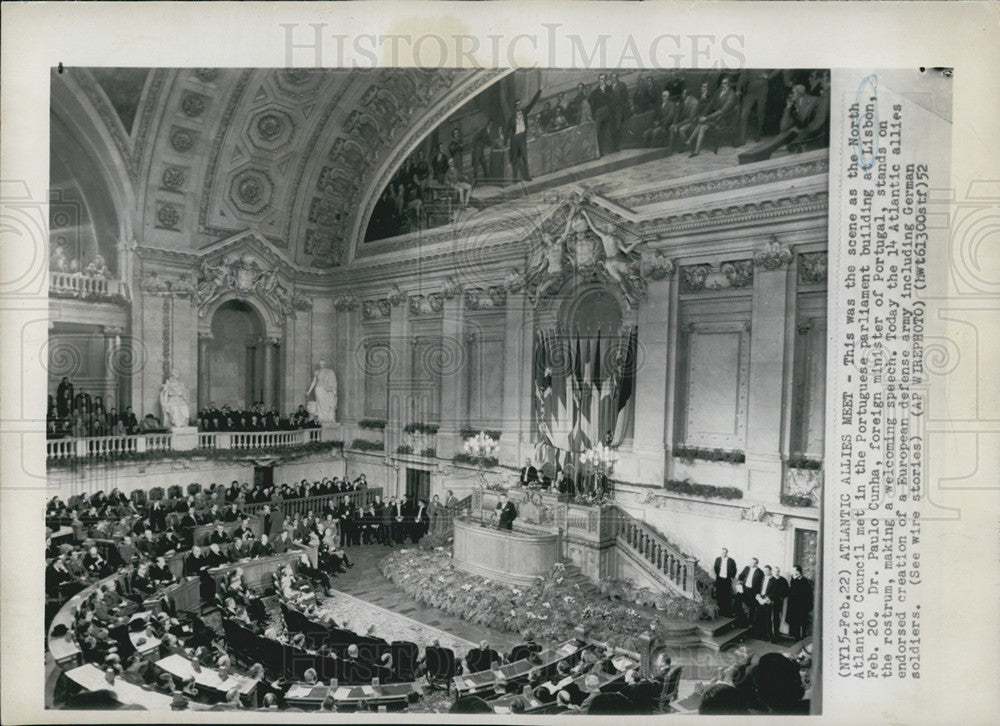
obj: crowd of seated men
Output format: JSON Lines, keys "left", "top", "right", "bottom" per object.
{"left": 45, "top": 476, "right": 369, "bottom": 603}
{"left": 691, "top": 645, "right": 813, "bottom": 715}
{"left": 47, "top": 377, "right": 156, "bottom": 439}
{"left": 197, "top": 401, "right": 321, "bottom": 433}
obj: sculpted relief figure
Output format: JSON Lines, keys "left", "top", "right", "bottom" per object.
{"left": 159, "top": 369, "right": 191, "bottom": 428}
{"left": 579, "top": 207, "right": 646, "bottom": 304}
{"left": 306, "top": 360, "right": 338, "bottom": 423}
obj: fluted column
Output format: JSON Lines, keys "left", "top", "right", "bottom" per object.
{"left": 197, "top": 332, "right": 213, "bottom": 409}
{"left": 746, "top": 240, "right": 794, "bottom": 502}
{"left": 438, "top": 296, "right": 465, "bottom": 458}
{"left": 100, "top": 325, "right": 124, "bottom": 409}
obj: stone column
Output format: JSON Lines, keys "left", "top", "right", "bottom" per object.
{"left": 197, "top": 332, "right": 213, "bottom": 410}
{"left": 745, "top": 240, "right": 793, "bottom": 502}
{"left": 632, "top": 273, "right": 673, "bottom": 486}
{"left": 262, "top": 336, "right": 278, "bottom": 409}
{"left": 387, "top": 298, "right": 411, "bottom": 455}
{"left": 437, "top": 296, "right": 465, "bottom": 458}
{"left": 500, "top": 291, "right": 532, "bottom": 465}
{"left": 100, "top": 325, "right": 125, "bottom": 411}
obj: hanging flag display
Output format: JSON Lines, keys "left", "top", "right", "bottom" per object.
{"left": 533, "top": 325, "right": 637, "bottom": 470}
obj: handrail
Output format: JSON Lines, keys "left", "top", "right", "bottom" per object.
{"left": 611, "top": 505, "right": 699, "bottom": 599}
{"left": 242, "top": 488, "right": 381, "bottom": 518}
{"left": 47, "top": 427, "right": 326, "bottom": 461}
{"left": 49, "top": 271, "right": 127, "bottom": 300}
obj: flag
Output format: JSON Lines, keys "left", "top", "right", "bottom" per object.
{"left": 613, "top": 326, "right": 638, "bottom": 443}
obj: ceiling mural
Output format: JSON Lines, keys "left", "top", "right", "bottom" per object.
{"left": 52, "top": 67, "right": 501, "bottom": 270}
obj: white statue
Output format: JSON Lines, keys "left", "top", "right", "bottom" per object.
{"left": 159, "top": 369, "right": 191, "bottom": 428}
{"left": 306, "top": 360, "right": 338, "bottom": 423}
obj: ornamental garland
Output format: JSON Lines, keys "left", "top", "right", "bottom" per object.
{"left": 672, "top": 445, "right": 746, "bottom": 464}
{"left": 350, "top": 438, "right": 385, "bottom": 452}
{"left": 663, "top": 478, "right": 744, "bottom": 500}
{"left": 357, "top": 419, "right": 388, "bottom": 430}
{"left": 402, "top": 422, "right": 440, "bottom": 435}
{"left": 785, "top": 455, "right": 822, "bottom": 470}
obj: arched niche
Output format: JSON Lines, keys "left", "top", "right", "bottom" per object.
{"left": 534, "top": 278, "right": 637, "bottom": 335}
{"left": 199, "top": 298, "right": 282, "bottom": 411}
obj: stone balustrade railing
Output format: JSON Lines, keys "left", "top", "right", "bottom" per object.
{"left": 50, "top": 271, "right": 128, "bottom": 301}
{"left": 47, "top": 427, "right": 325, "bottom": 461}
{"left": 198, "top": 428, "right": 322, "bottom": 450}
{"left": 612, "top": 505, "right": 699, "bottom": 599}
{"left": 47, "top": 433, "right": 174, "bottom": 460}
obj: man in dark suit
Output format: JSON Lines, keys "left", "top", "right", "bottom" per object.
{"left": 737, "top": 557, "right": 764, "bottom": 627}
{"left": 713, "top": 547, "right": 738, "bottom": 617}
{"left": 209, "top": 523, "right": 231, "bottom": 547}
{"left": 410, "top": 499, "right": 430, "bottom": 542}
{"left": 771, "top": 566, "right": 790, "bottom": 639}
{"left": 506, "top": 84, "right": 544, "bottom": 181}
{"left": 588, "top": 73, "right": 615, "bottom": 156}
{"left": 519, "top": 458, "right": 539, "bottom": 487}
{"left": 392, "top": 496, "right": 409, "bottom": 544}
{"left": 466, "top": 640, "right": 501, "bottom": 673}
{"left": 381, "top": 497, "right": 396, "bottom": 545}
{"left": 785, "top": 565, "right": 813, "bottom": 641}
{"left": 495, "top": 494, "right": 517, "bottom": 531}
{"left": 755, "top": 566, "right": 780, "bottom": 641}
{"left": 610, "top": 72, "right": 630, "bottom": 151}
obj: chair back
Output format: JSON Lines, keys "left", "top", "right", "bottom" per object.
{"left": 391, "top": 640, "right": 420, "bottom": 681}
{"left": 658, "top": 665, "right": 682, "bottom": 708}
{"left": 426, "top": 646, "right": 457, "bottom": 678}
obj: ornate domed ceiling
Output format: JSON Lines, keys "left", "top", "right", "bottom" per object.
{"left": 50, "top": 67, "right": 505, "bottom": 269}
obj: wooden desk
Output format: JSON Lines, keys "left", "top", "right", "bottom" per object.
{"left": 156, "top": 653, "right": 258, "bottom": 703}
{"left": 63, "top": 663, "right": 175, "bottom": 710}
{"left": 452, "top": 519, "right": 559, "bottom": 586}
{"left": 488, "top": 657, "right": 635, "bottom": 714}
{"left": 452, "top": 640, "right": 584, "bottom": 698}
{"left": 283, "top": 681, "right": 422, "bottom": 708}
{"left": 193, "top": 518, "right": 261, "bottom": 547}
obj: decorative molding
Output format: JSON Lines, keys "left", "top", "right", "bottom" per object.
{"left": 333, "top": 292, "right": 361, "bottom": 312}
{"left": 180, "top": 91, "right": 207, "bottom": 118}
{"left": 797, "top": 251, "right": 828, "bottom": 285}
{"left": 465, "top": 286, "right": 507, "bottom": 310}
{"left": 408, "top": 292, "right": 444, "bottom": 317}
{"left": 783, "top": 466, "right": 823, "bottom": 505}
{"left": 753, "top": 237, "right": 793, "bottom": 270}
{"left": 640, "top": 252, "right": 675, "bottom": 281}
{"left": 193, "top": 250, "right": 305, "bottom": 317}
{"left": 739, "top": 503, "right": 788, "bottom": 530}
{"left": 676, "top": 259, "right": 759, "bottom": 293}
{"left": 362, "top": 298, "right": 391, "bottom": 321}
{"left": 617, "top": 157, "right": 829, "bottom": 209}
{"left": 441, "top": 276, "right": 464, "bottom": 300}
{"left": 387, "top": 284, "right": 408, "bottom": 308}
{"left": 155, "top": 203, "right": 181, "bottom": 230}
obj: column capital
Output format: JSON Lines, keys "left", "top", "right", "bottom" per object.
{"left": 197, "top": 331, "right": 215, "bottom": 342}
{"left": 100, "top": 325, "right": 125, "bottom": 337}
{"left": 753, "top": 237, "right": 793, "bottom": 270}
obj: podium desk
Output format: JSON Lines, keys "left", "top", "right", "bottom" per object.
{"left": 452, "top": 519, "right": 559, "bottom": 586}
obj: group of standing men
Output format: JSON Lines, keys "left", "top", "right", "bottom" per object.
{"left": 713, "top": 548, "right": 814, "bottom": 643}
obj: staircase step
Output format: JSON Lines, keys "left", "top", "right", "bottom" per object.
{"left": 703, "top": 625, "right": 751, "bottom": 653}
{"left": 696, "top": 616, "right": 743, "bottom": 638}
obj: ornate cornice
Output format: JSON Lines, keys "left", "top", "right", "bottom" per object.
{"left": 613, "top": 156, "right": 828, "bottom": 209}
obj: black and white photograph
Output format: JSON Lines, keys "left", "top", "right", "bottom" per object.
{"left": 41, "top": 65, "right": 828, "bottom": 716}
{"left": 2, "top": 3, "right": 997, "bottom": 726}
